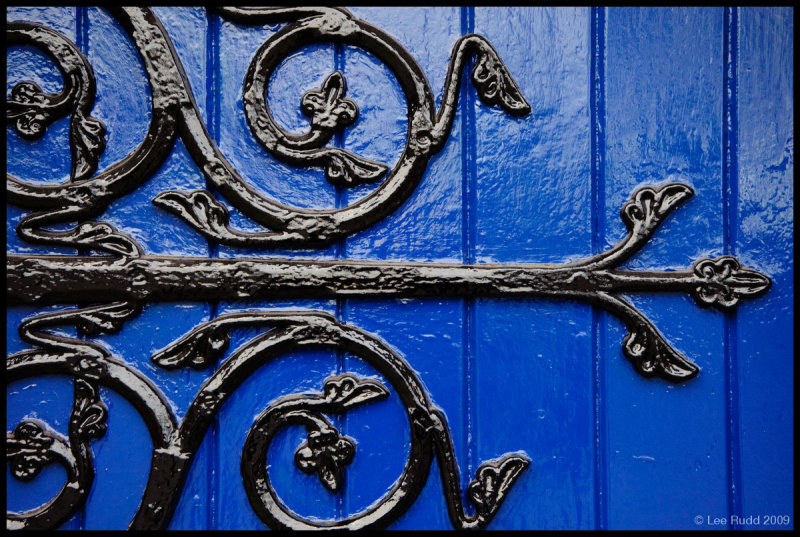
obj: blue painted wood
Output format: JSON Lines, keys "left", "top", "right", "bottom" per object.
{"left": 78, "top": 7, "right": 215, "bottom": 531}
{"left": 5, "top": 6, "right": 793, "bottom": 530}
{"left": 603, "top": 7, "right": 728, "bottom": 530}
{"left": 472, "top": 7, "right": 595, "bottom": 530}
{"left": 6, "top": 7, "right": 84, "bottom": 531}
{"left": 735, "top": 7, "right": 793, "bottom": 529}
{"left": 342, "top": 7, "right": 467, "bottom": 529}
{"left": 6, "top": 6, "right": 78, "bottom": 258}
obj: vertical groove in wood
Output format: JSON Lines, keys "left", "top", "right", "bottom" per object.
{"left": 460, "top": 5, "right": 478, "bottom": 495}
{"left": 76, "top": 6, "right": 88, "bottom": 55}
{"left": 590, "top": 5, "right": 607, "bottom": 531}
{"left": 735, "top": 8, "right": 793, "bottom": 525}
{"left": 722, "top": 5, "right": 742, "bottom": 528}
{"left": 205, "top": 8, "right": 220, "bottom": 530}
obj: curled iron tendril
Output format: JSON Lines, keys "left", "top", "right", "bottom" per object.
{"left": 6, "top": 378, "right": 107, "bottom": 531}
{"left": 9, "top": 181, "right": 771, "bottom": 384}
{"left": 7, "top": 7, "right": 529, "bottom": 250}
{"left": 6, "top": 5, "right": 772, "bottom": 532}
{"left": 7, "top": 309, "right": 529, "bottom": 530}
{"left": 5, "top": 183, "right": 770, "bottom": 528}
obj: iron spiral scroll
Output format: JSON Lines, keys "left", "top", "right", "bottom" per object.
{"left": 6, "top": 6, "right": 770, "bottom": 531}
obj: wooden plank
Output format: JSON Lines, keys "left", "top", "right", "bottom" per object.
{"left": 214, "top": 13, "right": 337, "bottom": 261}
{"left": 342, "top": 7, "right": 466, "bottom": 529}
{"left": 214, "top": 300, "right": 339, "bottom": 529}
{"left": 6, "top": 6, "right": 78, "bottom": 257}
{"left": 473, "top": 7, "right": 595, "bottom": 529}
{"left": 735, "top": 7, "right": 793, "bottom": 529}
{"left": 213, "top": 12, "right": 341, "bottom": 529}
{"left": 78, "top": 7, "right": 215, "bottom": 530}
{"left": 6, "top": 7, "right": 83, "bottom": 530}
{"left": 603, "top": 7, "right": 727, "bottom": 529}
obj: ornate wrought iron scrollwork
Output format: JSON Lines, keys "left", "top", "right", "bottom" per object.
{"left": 6, "top": 378, "right": 106, "bottom": 531}
{"left": 7, "top": 310, "right": 529, "bottom": 530}
{"left": 6, "top": 6, "right": 770, "bottom": 531}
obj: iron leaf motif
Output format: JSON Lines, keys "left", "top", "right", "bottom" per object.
{"left": 621, "top": 182, "right": 694, "bottom": 235}
{"left": 301, "top": 71, "right": 358, "bottom": 131}
{"left": 73, "top": 301, "right": 141, "bottom": 337}
{"left": 70, "top": 379, "right": 108, "bottom": 440}
{"left": 152, "top": 190, "right": 235, "bottom": 242}
{"left": 692, "top": 256, "right": 771, "bottom": 310}
{"left": 5, "top": 6, "right": 773, "bottom": 532}
{"left": 324, "top": 149, "right": 389, "bottom": 187}
{"left": 66, "top": 221, "right": 142, "bottom": 257}
{"left": 622, "top": 326, "right": 699, "bottom": 380}
{"left": 322, "top": 374, "right": 390, "bottom": 410}
{"left": 294, "top": 428, "right": 356, "bottom": 493}
{"left": 69, "top": 111, "right": 107, "bottom": 182}
{"left": 6, "top": 81, "right": 60, "bottom": 139}
{"left": 471, "top": 50, "right": 530, "bottom": 116}
{"left": 6, "top": 421, "right": 57, "bottom": 482}
{"left": 151, "top": 322, "right": 231, "bottom": 370}
{"left": 468, "top": 455, "right": 530, "bottom": 519}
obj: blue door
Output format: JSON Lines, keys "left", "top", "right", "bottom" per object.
{"left": 6, "top": 7, "right": 793, "bottom": 530}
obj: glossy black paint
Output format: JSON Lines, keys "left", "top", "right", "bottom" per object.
{"left": 5, "top": 6, "right": 773, "bottom": 531}
{"left": 7, "top": 181, "right": 770, "bottom": 384}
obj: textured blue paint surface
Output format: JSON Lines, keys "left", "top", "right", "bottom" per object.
{"left": 604, "top": 7, "right": 728, "bottom": 530}
{"left": 473, "top": 7, "right": 595, "bottom": 530}
{"left": 342, "top": 7, "right": 468, "bottom": 530}
{"left": 5, "top": 6, "right": 793, "bottom": 530}
{"left": 735, "top": 7, "right": 793, "bottom": 528}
